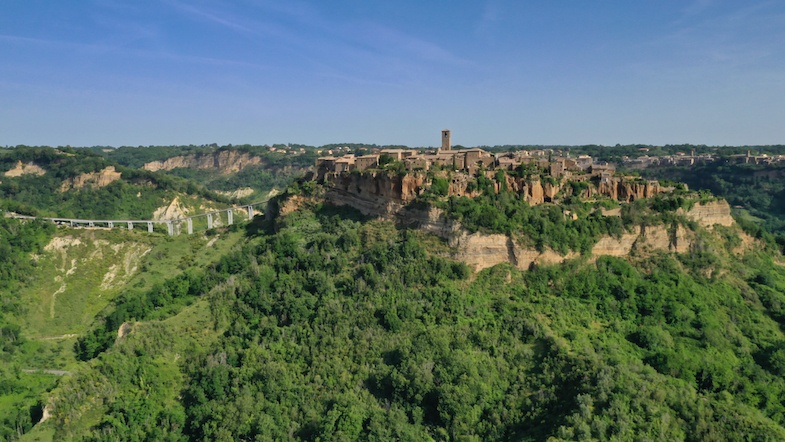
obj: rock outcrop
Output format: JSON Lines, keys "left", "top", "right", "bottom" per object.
{"left": 59, "top": 166, "right": 122, "bottom": 192}
{"left": 143, "top": 150, "right": 263, "bottom": 174}
{"left": 597, "top": 179, "right": 661, "bottom": 202}
{"left": 404, "top": 202, "right": 734, "bottom": 272}
{"left": 322, "top": 172, "right": 428, "bottom": 218}
{"left": 315, "top": 171, "right": 737, "bottom": 272}
{"left": 215, "top": 187, "right": 255, "bottom": 199}
{"left": 322, "top": 171, "right": 665, "bottom": 209}
{"left": 4, "top": 161, "right": 46, "bottom": 177}
{"left": 448, "top": 223, "right": 702, "bottom": 272}
{"left": 681, "top": 200, "right": 734, "bottom": 227}
{"left": 152, "top": 196, "right": 189, "bottom": 221}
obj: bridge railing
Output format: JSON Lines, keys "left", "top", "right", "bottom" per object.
{"left": 4, "top": 201, "right": 267, "bottom": 236}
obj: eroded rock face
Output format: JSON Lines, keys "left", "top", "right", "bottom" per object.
{"left": 448, "top": 224, "right": 696, "bottom": 272}
{"left": 143, "top": 150, "right": 263, "bottom": 174}
{"left": 683, "top": 200, "right": 734, "bottom": 227}
{"left": 402, "top": 205, "right": 738, "bottom": 272}
{"left": 322, "top": 172, "right": 428, "bottom": 218}
{"left": 315, "top": 171, "right": 736, "bottom": 272}
{"left": 598, "top": 178, "right": 660, "bottom": 202}
{"left": 152, "top": 196, "right": 189, "bottom": 221}
{"left": 4, "top": 161, "right": 46, "bottom": 177}
{"left": 324, "top": 171, "right": 666, "bottom": 210}
{"left": 59, "top": 166, "right": 122, "bottom": 192}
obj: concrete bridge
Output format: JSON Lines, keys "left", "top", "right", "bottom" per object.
{"left": 6, "top": 202, "right": 265, "bottom": 236}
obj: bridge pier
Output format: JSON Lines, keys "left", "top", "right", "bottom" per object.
{"left": 108, "top": 222, "right": 114, "bottom": 228}
{"left": 207, "top": 213, "right": 213, "bottom": 229}
{"left": 167, "top": 222, "right": 174, "bottom": 236}
{"left": 187, "top": 218, "right": 193, "bottom": 235}
{"left": 227, "top": 209, "right": 233, "bottom": 226}
{"left": 147, "top": 222, "right": 153, "bottom": 233}
{"left": 246, "top": 205, "right": 254, "bottom": 219}
{"left": 127, "top": 222, "right": 133, "bottom": 231}
{"left": 88, "top": 221, "right": 95, "bottom": 227}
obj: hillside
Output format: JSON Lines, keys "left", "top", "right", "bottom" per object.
{"left": 93, "top": 144, "right": 317, "bottom": 204}
{"left": 0, "top": 146, "right": 234, "bottom": 220}
{"left": 6, "top": 152, "right": 785, "bottom": 440}
{"left": 5, "top": 177, "right": 785, "bottom": 440}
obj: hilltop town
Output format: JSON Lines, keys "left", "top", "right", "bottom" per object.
{"left": 316, "top": 130, "right": 616, "bottom": 180}
{"left": 312, "top": 130, "right": 667, "bottom": 210}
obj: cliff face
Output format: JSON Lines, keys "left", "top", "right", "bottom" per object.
{"left": 405, "top": 201, "right": 735, "bottom": 272}
{"left": 317, "top": 171, "right": 738, "bottom": 271}
{"left": 59, "top": 166, "right": 122, "bottom": 192}
{"left": 322, "top": 172, "right": 428, "bottom": 218}
{"left": 143, "top": 150, "right": 263, "bottom": 174}
{"left": 324, "top": 171, "right": 664, "bottom": 208}
{"left": 681, "top": 200, "right": 734, "bottom": 227}
{"left": 4, "top": 161, "right": 46, "bottom": 177}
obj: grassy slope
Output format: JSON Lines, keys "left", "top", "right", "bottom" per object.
{"left": 8, "top": 227, "right": 248, "bottom": 441}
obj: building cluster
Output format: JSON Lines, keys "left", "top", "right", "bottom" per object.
{"left": 316, "top": 130, "right": 613, "bottom": 179}
{"left": 623, "top": 150, "right": 785, "bottom": 169}
{"left": 622, "top": 151, "right": 716, "bottom": 169}
{"left": 728, "top": 151, "right": 785, "bottom": 165}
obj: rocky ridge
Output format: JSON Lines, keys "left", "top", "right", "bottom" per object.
{"left": 59, "top": 166, "right": 122, "bottom": 192}
{"left": 422, "top": 200, "right": 735, "bottom": 271}
{"left": 320, "top": 170, "right": 665, "bottom": 208}
{"left": 3, "top": 161, "right": 47, "bottom": 177}
{"left": 143, "top": 150, "right": 263, "bottom": 174}
{"left": 313, "top": 171, "right": 738, "bottom": 271}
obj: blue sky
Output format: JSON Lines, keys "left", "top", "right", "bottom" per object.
{"left": 2, "top": 1, "right": 785, "bottom": 147}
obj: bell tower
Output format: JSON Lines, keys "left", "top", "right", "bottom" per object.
{"left": 441, "top": 129, "right": 451, "bottom": 151}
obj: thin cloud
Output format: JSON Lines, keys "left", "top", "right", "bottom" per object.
{"left": 356, "top": 22, "right": 467, "bottom": 66}
{"left": 165, "top": 1, "right": 255, "bottom": 35}
{"left": 475, "top": 1, "right": 501, "bottom": 35}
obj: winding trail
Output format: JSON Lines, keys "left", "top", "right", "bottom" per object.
{"left": 22, "top": 369, "right": 72, "bottom": 376}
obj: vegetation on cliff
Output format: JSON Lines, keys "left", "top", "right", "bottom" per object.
{"left": 93, "top": 144, "right": 318, "bottom": 203}
{"left": 644, "top": 162, "right": 785, "bottom": 244}
{"left": 416, "top": 170, "right": 701, "bottom": 255}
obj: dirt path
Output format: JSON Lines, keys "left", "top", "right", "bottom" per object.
{"left": 22, "top": 368, "right": 72, "bottom": 376}
{"left": 33, "top": 334, "right": 78, "bottom": 340}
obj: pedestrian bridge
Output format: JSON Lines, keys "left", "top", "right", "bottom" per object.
{"left": 7, "top": 201, "right": 266, "bottom": 236}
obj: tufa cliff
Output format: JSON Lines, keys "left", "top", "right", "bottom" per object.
{"left": 310, "top": 171, "right": 738, "bottom": 272}
{"left": 424, "top": 200, "right": 736, "bottom": 271}
{"left": 3, "top": 161, "right": 47, "bottom": 177}
{"left": 319, "top": 170, "right": 665, "bottom": 217}
{"left": 143, "top": 150, "right": 263, "bottom": 174}
{"left": 59, "top": 166, "right": 122, "bottom": 192}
